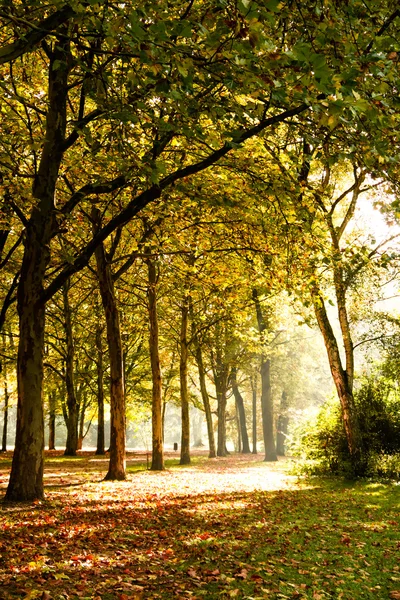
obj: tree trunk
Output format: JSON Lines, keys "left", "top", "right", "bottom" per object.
{"left": 93, "top": 209, "right": 126, "bottom": 480}
{"left": 216, "top": 373, "right": 228, "bottom": 457}
{"left": 5, "top": 36, "right": 71, "bottom": 501}
{"left": 162, "top": 399, "right": 167, "bottom": 444}
{"left": 192, "top": 408, "right": 204, "bottom": 448}
{"left": 312, "top": 285, "right": 365, "bottom": 474}
{"left": 1, "top": 342, "right": 9, "bottom": 452}
{"left": 180, "top": 299, "right": 191, "bottom": 465}
{"left": 63, "top": 280, "right": 79, "bottom": 456}
{"left": 250, "top": 375, "right": 257, "bottom": 454}
{"left": 190, "top": 301, "right": 216, "bottom": 458}
{"left": 147, "top": 258, "right": 164, "bottom": 471}
{"left": 95, "top": 320, "right": 105, "bottom": 455}
{"left": 260, "top": 357, "right": 277, "bottom": 461}
{"left": 77, "top": 389, "right": 89, "bottom": 450}
{"left": 276, "top": 391, "right": 289, "bottom": 456}
{"left": 236, "top": 404, "right": 242, "bottom": 452}
{"left": 231, "top": 367, "right": 251, "bottom": 453}
{"left": 48, "top": 389, "right": 56, "bottom": 451}
{"left": 253, "top": 289, "right": 277, "bottom": 462}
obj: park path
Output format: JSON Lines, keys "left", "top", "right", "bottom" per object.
{"left": 0, "top": 450, "right": 301, "bottom": 498}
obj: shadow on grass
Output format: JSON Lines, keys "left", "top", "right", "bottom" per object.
{"left": 0, "top": 467, "right": 399, "bottom": 599}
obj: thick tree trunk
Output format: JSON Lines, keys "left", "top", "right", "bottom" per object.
{"left": 95, "top": 321, "right": 105, "bottom": 455}
{"left": 253, "top": 289, "right": 277, "bottom": 462}
{"left": 276, "top": 391, "right": 289, "bottom": 456}
{"left": 180, "top": 299, "right": 191, "bottom": 465}
{"left": 93, "top": 211, "right": 126, "bottom": 480}
{"left": 48, "top": 389, "right": 56, "bottom": 450}
{"left": 231, "top": 367, "right": 251, "bottom": 454}
{"left": 63, "top": 280, "right": 79, "bottom": 456}
{"left": 6, "top": 292, "right": 46, "bottom": 500}
{"left": 5, "top": 36, "right": 70, "bottom": 501}
{"left": 250, "top": 375, "right": 257, "bottom": 454}
{"left": 312, "top": 286, "right": 365, "bottom": 474}
{"left": 147, "top": 258, "right": 164, "bottom": 471}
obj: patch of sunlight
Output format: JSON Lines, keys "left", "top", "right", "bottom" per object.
{"left": 183, "top": 535, "right": 217, "bottom": 547}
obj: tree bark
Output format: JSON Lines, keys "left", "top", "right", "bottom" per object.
{"left": 147, "top": 258, "right": 164, "bottom": 471}
{"left": 93, "top": 208, "right": 126, "bottom": 480}
{"left": 180, "top": 299, "right": 191, "bottom": 465}
{"left": 252, "top": 289, "right": 277, "bottom": 462}
{"left": 5, "top": 35, "right": 71, "bottom": 501}
{"left": 231, "top": 368, "right": 251, "bottom": 453}
{"left": 95, "top": 320, "right": 105, "bottom": 455}
{"left": 63, "top": 279, "right": 79, "bottom": 456}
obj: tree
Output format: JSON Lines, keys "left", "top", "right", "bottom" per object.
{"left": 146, "top": 256, "right": 164, "bottom": 471}
{"left": 3, "top": 0, "right": 399, "bottom": 499}
{"left": 231, "top": 367, "right": 251, "bottom": 454}
{"left": 252, "top": 290, "right": 278, "bottom": 462}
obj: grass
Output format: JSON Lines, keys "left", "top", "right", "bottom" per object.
{"left": 0, "top": 451, "right": 399, "bottom": 599}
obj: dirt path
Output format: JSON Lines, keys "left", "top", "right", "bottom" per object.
{"left": 0, "top": 450, "right": 301, "bottom": 497}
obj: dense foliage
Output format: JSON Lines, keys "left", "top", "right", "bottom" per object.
{"left": 291, "top": 376, "right": 400, "bottom": 477}
{"left": 0, "top": 1, "right": 400, "bottom": 499}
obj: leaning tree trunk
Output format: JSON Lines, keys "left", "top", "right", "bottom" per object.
{"left": 63, "top": 280, "right": 79, "bottom": 456}
{"left": 250, "top": 374, "right": 257, "bottom": 454}
{"left": 231, "top": 367, "right": 251, "bottom": 454}
{"left": 312, "top": 285, "right": 365, "bottom": 474}
{"left": 180, "top": 298, "right": 191, "bottom": 465}
{"left": 5, "top": 36, "right": 71, "bottom": 501}
{"left": 93, "top": 209, "right": 126, "bottom": 481}
{"left": 95, "top": 320, "right": 105, "bottom": 455}
{"left": 253, "top": 289, "right": 277, "bottom": 462}
{"left": 147, "top": 258, "right": 164, "bottom": 471}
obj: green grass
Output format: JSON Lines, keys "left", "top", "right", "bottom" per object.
{"left": 0, "top": 454, "right": 399, "bottom": 598}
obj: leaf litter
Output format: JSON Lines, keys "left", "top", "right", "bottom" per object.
{"left": 0, "top": 451, "right": 399, "bottom": 599}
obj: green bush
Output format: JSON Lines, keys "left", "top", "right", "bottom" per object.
{"left": 289, "top": 378, "right": 400, "bottom": 478}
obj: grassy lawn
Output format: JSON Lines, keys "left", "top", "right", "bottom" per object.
{"left": 0, "top": 451, "right": 399, "bottom": 599}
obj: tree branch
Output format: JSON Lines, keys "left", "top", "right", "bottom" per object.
{"left": 41, "top": 101, "right": 313, "bottom": 303}
{"left": 0, "top": 6, "right": 77, "bottom": 64}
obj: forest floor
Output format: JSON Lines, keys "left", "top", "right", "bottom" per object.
{"left": 0, "top": 451, "right": 399, "bottom": 600}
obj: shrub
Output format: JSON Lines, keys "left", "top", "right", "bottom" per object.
{"left": 289, "top": 377, "right": 400, "bottom": 477}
